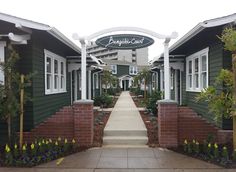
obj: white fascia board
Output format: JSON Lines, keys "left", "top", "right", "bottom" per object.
{"left": 0, "top": 12, "right": 50, "bottom": 30}
{"left": 0, "top": 12, "right": 81, "bottom": 54}
{"left": 202, "top": 13, "right": 236, "bottom": 28}
{"left": 48, "top": 28, "right": 81, "bottom": 54}
{"left": 169, "top": 23, "right": 205, "bottom": 53}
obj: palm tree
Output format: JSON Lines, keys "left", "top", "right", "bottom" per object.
{"left": 101, "top": 70, "right": 117, "bottom": 93}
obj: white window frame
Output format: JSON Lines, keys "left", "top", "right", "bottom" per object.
{"left": 129, "top": 66, "right": 138, "bottom": 75}
{"left": 0, "top": 42, "right": 6, "bottom": 85}
{"left": 186, "top": 47, "right": 209, "bottom": 92}
{"left": 94, "top": 73, "right": 99, "bottom": 89}
{"left": 44, "top": 49, "right": 66, "bottom": 95}
{"left": 170, "top": 70, "right": 174, "bottom": 90}
{"left": 111, "top": 65, "right": 117, "bottom": 74}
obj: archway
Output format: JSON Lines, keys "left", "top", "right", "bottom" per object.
{"left": 72, "top": 27, "right": 178, "bottom": 100}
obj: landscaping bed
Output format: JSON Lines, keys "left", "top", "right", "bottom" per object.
{"left": 0, "top": 138, "right": 89, "bottom": 167}
{"left": 93, "top": 110, "right": 111, "bottom": 147}
{"left": 139, "top": 110, "right": 158, "bottom": 147}
{"left": 171, "top": 139, "right": 236, "bottom": 168}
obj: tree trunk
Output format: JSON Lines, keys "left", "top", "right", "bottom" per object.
{"left": 232, "top": 54, "right": 236, "bottom": 150}
{"left": 7, "top": 115, "right": 11, "bottom": 143}
{"left": 144, "top": 79, "right": 147, "bottom": 100}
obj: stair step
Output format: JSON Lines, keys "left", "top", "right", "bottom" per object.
{"left": 103, "top": 136, "right": 148, "bottom": 145}
{"left": 104, "top": 130, "right": 147, "bottom": 137}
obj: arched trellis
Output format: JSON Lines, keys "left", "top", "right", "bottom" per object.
{"left": 72, "top": 27, "right": 178, "bottom": 100}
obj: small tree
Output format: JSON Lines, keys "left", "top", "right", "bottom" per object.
{"left": 0, "top": 44, "right": 20, "bottom": 143}
{"left": 196, "top": 69, "right": 233, "bottom": 122}
{"left": 101, "top": 70, "right": 117, "bottom": 93}
{"left": 219, "top": 26, "right": 236, "bottom": 149}
{"left": 134, "top": 68, "right": 151, "bottom": 100}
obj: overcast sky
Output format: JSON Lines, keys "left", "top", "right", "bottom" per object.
{"left": 0, "top": 0, "right": 235, "bottom": 60}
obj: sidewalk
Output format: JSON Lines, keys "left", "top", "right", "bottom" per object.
{"left": 0, "top": 147, "right": 228, "bottom": 172}
{"left": 103, "top": 91, "right": 148, "bottom": 146}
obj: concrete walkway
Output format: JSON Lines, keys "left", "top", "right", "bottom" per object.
{"left": 1, "top": 147, "right": 232, "bottom": 172}
{"left": 103, "top": 91, "right": 148, "bottom": 146}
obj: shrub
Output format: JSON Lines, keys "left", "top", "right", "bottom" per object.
{"left": 94, "top": 94, "right": 113, "bottom": 108}
{"left": 213, "top": 143, "right": 219, "bottom": 159}
{"left": 232, "top": 149, "right": 236, "bottom": 161}
{"left": 146, "top": 91, "right": 162, "bottom": 115}
{"left": 183, "top": 139, "right": 188, "bottom": 152}
{"left": 222, "top": 146, "right": 229, "bottom": 161}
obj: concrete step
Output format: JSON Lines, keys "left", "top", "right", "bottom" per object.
{"left": 104, "top": 129, "right": 147, "bottom": 137}
{"left": 103, "top": 136, "right": 148, "bottom": 145}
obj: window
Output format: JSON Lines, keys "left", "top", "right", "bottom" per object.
{"left": 111, "top": 65, "right": 117, "bottom": 74}
{"left": 186, "top": 48, "right": 209, "bottom": 92}
{"left": 44, "top": 50, "right": 66, "bottom": 94}
{"left": 129, "top": 66, "right": 138, "bottom": 75}
{"left": 0, "top": 42, "right": 6, "bottom": 85}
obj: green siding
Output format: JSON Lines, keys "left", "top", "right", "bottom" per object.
{"left": 116, "top": 65, "right": 129, "bottom": 77}
{"left": 31, "top": 32, "right": 73, "bottom": 127}
{"left": 183, "top": 43, "right": 224, "bottom": 125}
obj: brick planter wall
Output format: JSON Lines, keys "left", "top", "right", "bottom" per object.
{"left": 73, "top": 100, "right": 94, "bottom": 146}
{"left": 22, "top": 101, "right": 94, "bottom": 146}
{"left": 158, "top": 100, "right": 178, "bottom": 148}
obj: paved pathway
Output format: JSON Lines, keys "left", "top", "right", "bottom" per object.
{"left": 103, "top": 91, "right": 148, "bottom": 146}
{"left": 1, "top": 147, "right": 233, "bottom": 172}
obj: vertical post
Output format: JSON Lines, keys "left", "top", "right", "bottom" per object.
{"left": 19, "top": 74, "right": 24, "bottom": 149}
{"left": 88, "top": 70, "right": 91, "bottom": 99}
{"left": 80, "top": 39, "right": 87, "bottom": 100}
{"left": 164, "top": 41, "right": 170, "bottom": 100}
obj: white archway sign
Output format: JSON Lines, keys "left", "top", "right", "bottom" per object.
{"left": 72, "top": 27, "right": 178, "bottom": 101}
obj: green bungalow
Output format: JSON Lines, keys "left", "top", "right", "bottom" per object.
{"left": 0, "top": 12, "right": 102, "bottom": 143}
{"left": 152, "top": 13, "right": 236, "bottom": 129}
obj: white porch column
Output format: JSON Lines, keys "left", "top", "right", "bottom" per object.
{"left": 88, "top": 70, "right": 92, "bottom": 99}
{"left": 80, "top": 38, "right": 87, "bottom": 100}
{"left": 163, "top": 41, "right": 170, "bottom": 100}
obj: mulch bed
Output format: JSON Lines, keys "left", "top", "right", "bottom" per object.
{"left": 139, "top": 110, "right": 159, "bottom": 147}
{"left": 93, "top": 110, "right": 111, "bottom": 147}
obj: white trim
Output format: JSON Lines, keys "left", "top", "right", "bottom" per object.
{"left": 186, "top": 47, "right": 209, "bottom": 92}
{"left": 0, "top": 41, "right": 6, "bottom": 85}
{"left": 44, "top": 49, "right": 67, "bottom": 95}
{"left": 111, "top": 64, "right": 117, "bottom": 74}
{"left": 129, "top": 66, "right": 138, "bottom": 75}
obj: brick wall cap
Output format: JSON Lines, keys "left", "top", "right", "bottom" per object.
{"left": 157, "top": 99, "right": 177, "bottom": 104}
{"left": 74, "top": 99, "right": 94, "bottom": 104}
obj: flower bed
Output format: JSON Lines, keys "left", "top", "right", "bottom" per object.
{"left": 93, "top": 110, "right": 111, "bottom": 147}
{"left": 0, "top": 138, "right": 89, "bottom": 167}
{"left": 172, "top": 139, "right": 236, "bottom": 168}
{"left": 139, "top": 110, "right": 158, "bottom": 147}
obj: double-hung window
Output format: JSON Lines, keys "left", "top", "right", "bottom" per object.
{"left": 111, "top": 65, "right": 117, "bottom": 74}
{"left": 186, "top": 48, "right": 208, "bottom": 92}
{"left": 129, "top": 66, "right": 138, "bottom": 75}
{"left": 45, "top": 50, "right": 66, "bottom": 94}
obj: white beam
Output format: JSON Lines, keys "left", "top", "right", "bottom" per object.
{"left": 88, "top": 70, "right": 91, "bottom": 99}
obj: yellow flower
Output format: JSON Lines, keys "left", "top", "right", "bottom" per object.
{"left": 64, "top": 139, "right": 68, "bottom": 144}
{"left": 42, "top": 139, "right": 45, "bottom": 144}
{"left": 49, "top": 139, "right": 52, "bottom": 143}
{"left": 208, "top": 143, "right": 211, "bottom": 148}
{"left": 38, "top": 142, "right": 41, "bottom": 146}
{"left": 223, "top": 146, "right": 227, "bottom": 150}
{"left": 5, "top": 144, "right": 10, "bottom": 153}
{"left": 55, "top": 141, "right": 58, "bottom": 146}
{"left": 31, "top": 143, "right": 35, "bottom": 149}
{"left": 184, "top": 139, "right": 188, "bottom": 144}
{"left": 196, "top": 142, "right": 199, "bottom": 145}
{"left": 72, "top": 139, "right": 76, "bottom": 144}
{"left": 22, "top": 144, "right": 26, "bottom": 151}
{"left": 214, "top": 143, "right": 218, "bottom": 149}
{"left": 58, "top": 137, "right": 61, "bottom": 141}
{"left": 192, "top": 139, "right": 195, "bottom": 143}
{"left": 46, "top": 140, "right": 49, "bottom": 144}
{"left": 14, "top": 144, "right": 18, "bottom": 149}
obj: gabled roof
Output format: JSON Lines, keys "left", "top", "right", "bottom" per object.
{"left": 0, "top": 12, "right": 81, "bottom": 53}
{"left": 169, "top": 13, "right": 236, "bottom": 53}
